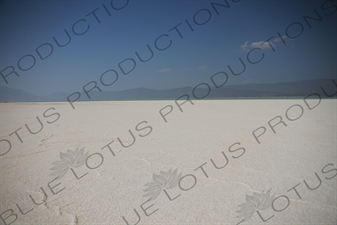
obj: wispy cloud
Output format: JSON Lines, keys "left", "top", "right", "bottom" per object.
{"left": 273, "top": 35, "right": 288, "bottom": 43}
{"left": 239, "top": 35, "right": 291, "bottom": 52}
{"left": 182, "top": 65, "right": 208, "bottom": 72}
{"left": 198, "top": 65, "right": 208, "bottom": 70}
{"left": 240, "top": 41, "right": 249, "bottom": 51}
{"left": 183, "top": 67, "right": 192, "bottom": 72}
{"left": 239, "top": 40, "right": 275, "bottom": 52}
{"left": 158, "top": 68, "right": 171, "bottom": 73}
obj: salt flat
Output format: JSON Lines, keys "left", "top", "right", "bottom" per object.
{"left": 0, "top": 99, "right": 336, "bottom": 225}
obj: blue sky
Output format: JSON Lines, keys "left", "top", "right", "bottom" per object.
{"left": 0, "top": 0, "right": 336, "bottom": 96}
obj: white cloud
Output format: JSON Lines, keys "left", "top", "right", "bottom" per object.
{"left": 239, "top": 40, "right": 275, "bottom": 52}
{"left": 240, "top": 41, "right": 249, "bottom": 51}
{"left": 158, "top": 68, "right": 171, "bottom": 73}
{"left": 251, "top": 41, "right": 274, "bottom": 49}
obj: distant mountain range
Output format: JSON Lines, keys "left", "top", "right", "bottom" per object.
{"left": 0, "top": 78, "right": 336, "bottom": 102}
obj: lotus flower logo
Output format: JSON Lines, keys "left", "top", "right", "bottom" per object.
{"left": 50, "top": 147, "right": 89, "bottom": 178}
{"left": 236, "top": 189, "right": 275, "bottom": 223}
{"left": 143, "top": 168, "right": 182, "bottom": 200}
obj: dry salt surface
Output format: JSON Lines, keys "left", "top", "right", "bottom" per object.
{"left": 0, "top": 99, "right": 336, "bottom": 225}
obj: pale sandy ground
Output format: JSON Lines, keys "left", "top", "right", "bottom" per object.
{"left": 0, "top": 99, "right": 336, "bottom": 225}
